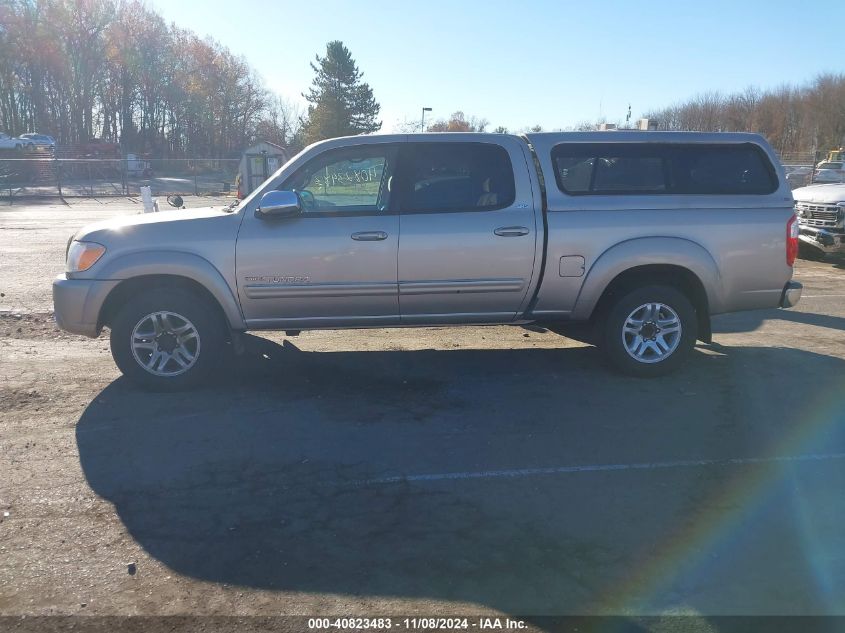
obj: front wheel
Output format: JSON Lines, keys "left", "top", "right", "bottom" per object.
{"left": 600, "top": 285, "right": 697, "bottom": 377}
{"left": 109, "top": 289, "right": 225, "bottom": 390}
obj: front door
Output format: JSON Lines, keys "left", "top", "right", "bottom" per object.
{"left": 236, "top": 144, "right": 400, "bottom": 329}
{"left": 396, "top": 140, "right": 538, "bottom": 324}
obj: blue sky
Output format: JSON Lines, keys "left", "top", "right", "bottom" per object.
{"left": 150, "top": 0, "right": 845, "bottom": 133}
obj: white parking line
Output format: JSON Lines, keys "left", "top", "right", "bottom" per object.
{"left": 350, "top": 452, "right": 845, "bottom": 487}
{"left": 802, "top": 294, "right": 845, "bottom": 298}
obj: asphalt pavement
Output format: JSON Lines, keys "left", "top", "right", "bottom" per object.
{"left": 1, "top": 196, "right": 844, "bottom": 619}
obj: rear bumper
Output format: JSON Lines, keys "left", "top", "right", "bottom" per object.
{"left": 780, "top": 281, "right": 803, "bottom": 309}
{"left": 798, "top": 226, "right": 845, "bottom": 254}
{"left": 52, "top": 274, "right": 119, "bottom": 337}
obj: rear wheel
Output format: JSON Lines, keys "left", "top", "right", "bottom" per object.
{"left": 600, "top": 285, "right": 697, "bottom": 377}
{"left": 109, "top": 288, "right": 225, "bottom": 390}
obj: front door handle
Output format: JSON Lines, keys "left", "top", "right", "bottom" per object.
{"left": 351, "top": 231, "right": 388, "bottom": 241}
{"left": 494, "top": 226, "right": 529, "bottom": 237}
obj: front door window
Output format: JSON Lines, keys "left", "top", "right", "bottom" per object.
{"left": 283, "top": 146, "right": 396, "bottom": 214}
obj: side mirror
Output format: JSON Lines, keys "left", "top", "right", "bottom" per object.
{"left": 255, "top": 190, "right": 301, "bottom": 219}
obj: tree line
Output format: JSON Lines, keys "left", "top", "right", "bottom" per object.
{"left": 641, "top": 74, "right": 845, "bottom": 156}
{"left": 0, "top": 1, "right": 381, "bottom": 157}
{"left": 2, "top": 1, "right": 842, "bottom": 159}
{"left": 421, "top": 77, "right": 845, "bottom": 159}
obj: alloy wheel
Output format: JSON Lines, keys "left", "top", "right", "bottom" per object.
{"left": 621, "top": 302, "right": 682, "bottom": 364}
{"left": 130, "top": 311, "right": 201, "bottom": 377}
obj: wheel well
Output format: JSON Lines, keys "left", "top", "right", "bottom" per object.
{"left": 98, "top": 275, "right": 230, "bottom": 336}
{"left": 590, "top": 264, "right": 712, "bottom": 343}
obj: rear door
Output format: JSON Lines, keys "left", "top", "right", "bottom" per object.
{"left": 396, "top": 139, "right": 539, "bottom": 324}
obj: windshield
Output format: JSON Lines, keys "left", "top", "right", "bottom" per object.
{"left": 818, "top": 162, "right": 843, "bottom": 170}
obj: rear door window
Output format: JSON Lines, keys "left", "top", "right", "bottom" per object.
{"left": 398, "top": 143, "right": 516, "bottom": 212}
{"left": 551, "top": 143, "right": 777, "bottom": 195}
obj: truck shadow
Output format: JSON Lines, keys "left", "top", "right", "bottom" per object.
{"left": 75, "top": 335, "right": 845, "bottom": 614}
{"left": 712, "top": 307, "right": 845, "bottom": 334}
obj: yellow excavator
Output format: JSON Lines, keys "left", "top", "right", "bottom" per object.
{"left": 823, "top": 148, "right": 845, "bottom": 163}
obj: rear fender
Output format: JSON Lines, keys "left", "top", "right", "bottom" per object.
{"left": 571, "top": 237, "right": 723, "bottom": 320}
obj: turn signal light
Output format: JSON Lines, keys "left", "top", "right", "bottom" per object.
{"left": 66, "top": 241, "right": 106, "bottom": 273}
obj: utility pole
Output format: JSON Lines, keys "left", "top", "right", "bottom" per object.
{"left": 420, "top": 107, "right": 432, "bottom": 132}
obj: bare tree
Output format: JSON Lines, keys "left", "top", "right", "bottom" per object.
{"left": 427, "top": 111, "right": 489, "bottom": 133}
{"left": 0, "top": 0, "right": 304, "bottom": 157}
{"left": 642, "top": 75, "right": 845, "bottom": 154}
{"left": 255, "top": 95, "right": 303, "bottom": 148}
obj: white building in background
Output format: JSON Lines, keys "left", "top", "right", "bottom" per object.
{"left": 238, "top": 141, "right": 289, "bottom": 198}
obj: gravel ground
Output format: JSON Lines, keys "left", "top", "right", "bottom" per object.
{"left": 1, "top": 196, "right": 845, "bottom": 621}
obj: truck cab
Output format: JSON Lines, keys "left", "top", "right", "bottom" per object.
{"left": 237, "top": 134, "right": 539, "bottom": 329}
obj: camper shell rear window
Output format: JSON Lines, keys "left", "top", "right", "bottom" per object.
{"left": 551, "top": 142, "right": 778, "bottom": 196}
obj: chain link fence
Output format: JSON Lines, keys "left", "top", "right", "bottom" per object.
{"left": 775, "top": 151, "right": 841, "bottom": 189}
{"left": 0, "top": 154, "right": 240, "bottom": 202}
{"left": 0, "top": 148, "right": 834, "bottom": 200}
{"left": 777, "top": 151, "right": 816, "bottom": 167}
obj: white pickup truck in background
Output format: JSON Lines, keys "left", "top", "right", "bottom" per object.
{"left": 793, "top": 182, "right": 845, "bottom": 257}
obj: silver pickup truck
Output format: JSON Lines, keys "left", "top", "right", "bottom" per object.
{"left": 53, "top": 131, "right": 802, "bottom": 388}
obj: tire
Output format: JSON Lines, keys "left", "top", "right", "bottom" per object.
{"left": 600, "top": 285, "right": 697, "bottom": 377}
{"left": 109, "top": 288, "right": 226, "bottom": 390}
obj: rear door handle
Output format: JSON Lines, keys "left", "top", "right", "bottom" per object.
{"left": 351, "top": 231, "right": 388, "bottom": 241}
{"left": 494, "top": 226, "right": 529, "bottom": 237}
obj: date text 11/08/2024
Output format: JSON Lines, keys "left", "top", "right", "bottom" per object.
{"left": 306, "top": 617, "right": 528, "bottom": 630}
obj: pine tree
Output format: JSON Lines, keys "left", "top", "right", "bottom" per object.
{"left": 301, "top": 41, "right": 381, "bottom": 144}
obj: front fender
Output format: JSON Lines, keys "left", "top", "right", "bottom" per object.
{"left": 91, "top": 250, "right": 246, "bottom": 329}
{"left": 571, "top": 237, "right": 723, "bottom": 320}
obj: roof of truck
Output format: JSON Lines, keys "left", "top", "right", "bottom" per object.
{"left": 310, "top": 130, "right": 772, "bottom": 148}
{"left": 523, "top": 130, "right": 771, "bottom": 145}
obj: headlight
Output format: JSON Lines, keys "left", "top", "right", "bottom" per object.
{"left": 66, "top": 241, "right": 106, "bottom": 272}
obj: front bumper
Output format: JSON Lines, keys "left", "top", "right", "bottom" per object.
{"left": 780, "top": 281, "right": 803, "bottom": 309}
{"left": 798, "top": 225, "right": 845, "bottom": 254}
{"left": 52, "top": 274, "right": 119, "bottom": 337}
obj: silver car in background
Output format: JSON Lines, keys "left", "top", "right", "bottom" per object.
{"left": 19, "top": 133, "right": 56, "bottom": 151}
{"left": 813, "top": 161, "right": 845, "bottom": 183}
